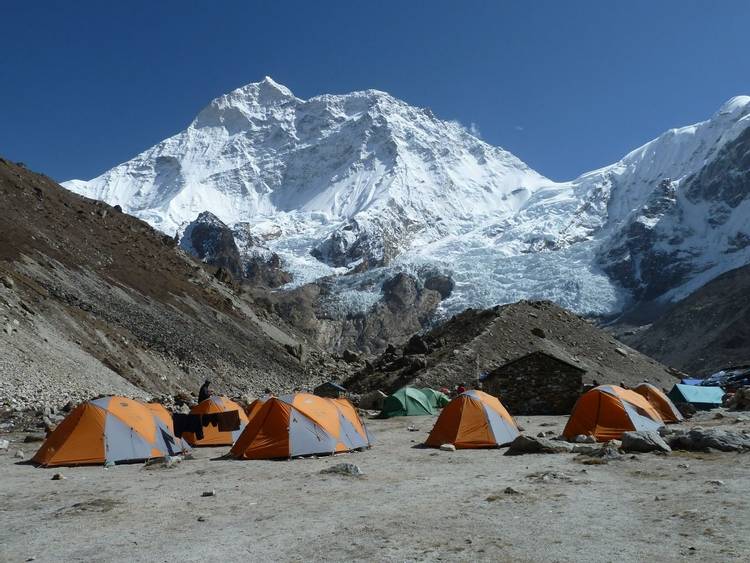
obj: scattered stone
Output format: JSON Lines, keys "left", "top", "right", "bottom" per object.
{"left": 571, "top": 444, "right": 601, "bottom": 455}
{"left": 14, "top": 450, "right": 25, "bottom": 459}
{"left": 104, "top": 461, "right": 115, "bottom": 468}
{"left": 439, "top": 444, "right": 456, "bottom": 452}
{"left": 531, "top": 327, "right": 546, "bottom": 338}
{"left": 320, "top": 463, "right": 364, "bottom": 477}
{"left": 573, "top": 434, "right": 597, "bottom": 443}
{"left": 407, "top": 425, "right": 420, "bottom": 432}
{"left": 621, "top": 431, "right": 672, "bottom": 453}
{"left": 706, "top": 480, "right": 725, "bottom": 487}
{"left": 51, "top": 473, "right": 65, "bottom": 480}
{"left": 23, "top": 433, "right": 45, "bottom": 443}
{"left": 144, "top": 456, "right": 182, "bottom": 469}
{"left": 201, "top": 490, "right": 216, "bottom": 497}
{"left": 505, "top": 435, "right": 574, "bottom": 455}
{"left": 1, "top": 276, "right": 14, "bottom": 289}
{"left": 655, "top": 495, "right": 665, "bottom": 501}
{"left": 0, "top": 439, "right": 9, "bottom": 451}
{"left": 537, "top": 431, "right": 556, "bottom": 438}
{"left": 526, "top": 471, "right": 576, "bottom": 484}
{"left": 197, "top": 516, "right": 207, "bottom": 522}
{"left": 504, "top": 487, "right": 522, "bottom": 495}
{"left": 615, "top": 347, "right": 628, "bottom": 357}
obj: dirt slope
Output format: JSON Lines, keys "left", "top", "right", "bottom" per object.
{"left": 346, "top": 300, "right": 677, "bottom": 393}
{"left": 621, "top": 264, "right": 750, "bottom": 376}
{"left": 0, "top": 158, "right": 334, "bottom": 411}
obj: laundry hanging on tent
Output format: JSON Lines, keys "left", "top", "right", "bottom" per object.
{"left": 180, "top": 396, "right": 249, "bottom": 446}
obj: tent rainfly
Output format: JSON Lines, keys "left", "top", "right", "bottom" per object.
{"left": 667, "top": 384, "right": 724, "bottom": 410}
{"left": 563, "top": 385, "right": 664, "bottom": 442}
{"left": 425, "top": 390, "right": 520, "bottom": 448}
{"left": 230, "top": 393, "right": 372, "bottom": 459}
{"left": 380, "top": 387, "right": 436, "bottom": 417}
{"left": 33, "top": 396, "right": 190, "bottom": 467}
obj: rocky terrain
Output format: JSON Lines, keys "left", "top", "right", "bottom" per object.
{"left": 619, "top": 263, "right": 750, "bottom": 376}
{"left": 345, "top": 300, "right": 678, "bottom": 394}
{"left": 0, "top": 158, "right": 347, "bottom": 412}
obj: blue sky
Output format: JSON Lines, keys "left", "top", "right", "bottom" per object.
{"left": 1, "top": 1, "right": 748, "bottom": 182}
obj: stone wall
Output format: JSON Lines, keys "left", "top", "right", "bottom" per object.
{"left": 483, "top": 353, "right": 584, "bottom": 415}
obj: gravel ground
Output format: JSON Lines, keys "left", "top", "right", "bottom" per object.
{"left": 1, "top": 413, "right": 749, "bottom": 562}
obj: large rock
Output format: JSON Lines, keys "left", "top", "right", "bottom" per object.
{"left": 424, "top": 274, "right": 455, "bottom": 299}
{"left": 505, "top": 435, "right": 575, "bottom": 455}
{"left": 180, "top": 211, "right": 243, "bottom": 277}
{"left": 404, "top": 334, "right": 430, "bottom": 355}
{"left": 621, "top": 431, "right": 671, "bottom": 453}
{"left": 668, "top": 428, "right": 750, "bottom": 452}
{"left": 359, "top": 390, "right": 386, "bottom": 410}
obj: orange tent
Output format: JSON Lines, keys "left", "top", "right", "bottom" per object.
{"left": 33, "top": 396, "right": 189, "bottom": 467}
{"left": 146, "top": 402, "right": 174, "bottom": 430}
{"left": 425, "top": 390, "right": 520, "bottom": 449}
{"left": 633, "top": 383, "right": 684, "bottom": 423}
{"left": 230, "top": 393, "right": 372, "bottom": 460}
{"left": 181, "top": 396, "right": 248, "bottom": 447}
{"left": 244, "top": 397, "right": 267, "bottom": 421}
{"left": 563, "top": 385, "right": 665, "bottom": 441}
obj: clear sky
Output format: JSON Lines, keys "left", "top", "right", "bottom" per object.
{"left": 1, "top": 1, "right": 749, "bottom": 182}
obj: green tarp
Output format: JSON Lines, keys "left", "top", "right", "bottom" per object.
{"left": 420, "top": 388, "right": 450, "bottom": 408}
{"left": 668, "top": 384, "right": 724, "bottom": 409}
{"left": 380, "top": 387, "right": 436, "bottom": 417}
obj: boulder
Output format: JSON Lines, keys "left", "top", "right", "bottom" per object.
{"left": 359, "top": 390, "right": 386, "bottom": 410}
{"left": 404, "top": 334, "right": 430, "bottom": 355}
{"left": 621, "top": 431, "right": 672, "bottom": 453}
{"left": 576, "top": 441, "right": 624, "bottom": 461}
{"left": 727, "top": 387, "right": 750, "bottom": 411}
{"left": 342, "top": 349, "right": 360, "bottom": 364}
{"left": 668, "top": 428, "right": 750, "bottom": 452}
{"left": 424, "top": 274, "right": 455, "bottom": 299}
{"left": 505, "top": 435, "right": 575, "bottom": 455}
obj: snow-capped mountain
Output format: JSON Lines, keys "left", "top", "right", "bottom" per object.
{"left": 64, "top": 79, "right": 750, "bottom": 319}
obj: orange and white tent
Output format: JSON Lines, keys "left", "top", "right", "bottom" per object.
{"left": 425, "top": 390, "right": 520, "bottom": 449}
{"left": 230, "top": 393, "right": 372, "bottom": 459}
{"left": 32, "top": 396, "right": 189, "bottom": 467}
{"left": 633, "top": 383, "right": 683, "bottom": 423}
{"left": 563, "top": 385, "right": 664, "bottom": 441}
{"left": 181, "top": 395, "right": 248, "bottom": 447}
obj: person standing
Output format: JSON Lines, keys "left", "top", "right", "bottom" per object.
{"left": 198, "top": 380, "right": 213, "bottom": 402}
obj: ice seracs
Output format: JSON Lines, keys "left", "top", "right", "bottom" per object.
{"left": 64, "top": 81, "right": 750, "bottom": 319}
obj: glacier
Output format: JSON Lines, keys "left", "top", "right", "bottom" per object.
{"left": 63, "top": 79, "right": 750, "bottom": 319}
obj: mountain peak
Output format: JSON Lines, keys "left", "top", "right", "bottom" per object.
{"left": 717, "top": 95, "right": 750, "bottom": 117}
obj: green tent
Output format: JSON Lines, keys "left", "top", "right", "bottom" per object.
{"left": 667, "top": 384, "right": 724, "bottom": 410}
{"left": 380, "top": 387, "right": 436, "bottom": 417}
{"left": 420, "top": 388, "right": 450, "bottom": 408}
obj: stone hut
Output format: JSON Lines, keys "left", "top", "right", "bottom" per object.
{"left": 313, "top": 381, "right": 347, "bottom": 399}
{"left": 483, "top": 350, "right": 586, "bottom": 415}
